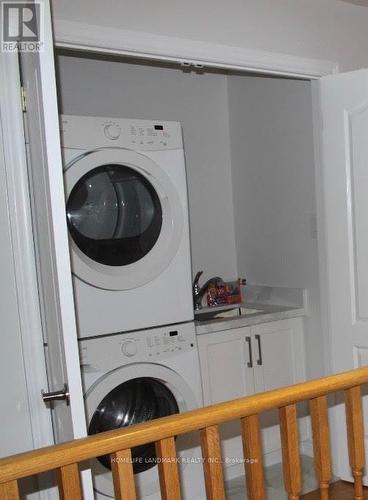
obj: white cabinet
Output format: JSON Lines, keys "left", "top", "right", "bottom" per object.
{"left": 198, "top": 326, "right": 254, "bottom": 406}
{"left": 198, "top": 317, "right": 305, "bottom": 404}
{"left": 251, "top": 318, "right": 305, "bottom": 394}
{"left": 197, "top": 317, "right": 307, "bottom": 473}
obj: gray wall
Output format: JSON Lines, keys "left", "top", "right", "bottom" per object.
{"left": 56, "top": 55, "right": 238, "bottom": 282}
{"left": 228, "top": 76, "right": 323, "bottom": 377}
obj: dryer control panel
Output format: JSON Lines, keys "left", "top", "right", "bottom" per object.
{"left": 78, "top": 322, "right": 197, "bottom": 369}
{"left": 60, "top": 114, "right": 183, "bottom": 151}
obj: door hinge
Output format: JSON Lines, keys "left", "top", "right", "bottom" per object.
{"left": 20, "top": 86, "right": 27, "bottom": 112}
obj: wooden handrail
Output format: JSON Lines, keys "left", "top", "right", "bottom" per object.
{"left": 0, "top": 366, "right": 367, "bottom": 486}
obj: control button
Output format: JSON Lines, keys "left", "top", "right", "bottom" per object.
{"left": 121, "top": 340, "right": 137, "bottom": 357}
{"left": 104, "top": 123, "right": 121, "bottom": 140}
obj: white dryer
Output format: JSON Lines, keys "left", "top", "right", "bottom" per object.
{"left": 79, "top": 322, "right": 205, "bottom": 499}
{"left": 60, "top": 115, "right": 193, "bottom": 338}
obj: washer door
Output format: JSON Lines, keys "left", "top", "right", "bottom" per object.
{"left": 85, "top": 363, "right": 199, "bottom": 498}
{"left": 64, "top": 149, "right": 184, "bottom": 290}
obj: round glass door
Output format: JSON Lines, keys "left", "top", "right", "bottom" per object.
{"left": 88, "top": 378, "right": 179, "bottom": 473}
{"left": 64, "top": 149, "right": 184, "bottom": 290}
{"left": 85, "top": 362, "right": 198, "bottom": 498}
{"left": 66, "top": 165, "right": 163, "bottom": 267}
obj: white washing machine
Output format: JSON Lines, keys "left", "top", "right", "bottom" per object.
{"left": 79, "top": 322, "right": 205, "bottom": 499}
{"left": 60, "top": 115, "right": 194, "bottom": 338}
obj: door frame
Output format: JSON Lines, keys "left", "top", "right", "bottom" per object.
{"left": 1, "top": 5, "right": 335, "bottom": 473}
{"left": 51, "top": 20, "right": 343, "bottom": 482}
{"left": 51, "top": 16, "right": 336, "bottom": 439}
{"left": 53, "top": 20, "right": 338, "bottom": 79}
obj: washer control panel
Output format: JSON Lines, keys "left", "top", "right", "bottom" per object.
{"left": 60, "top": 115, "right": 183, "bottom": 151}
{"left": 119, "top": 329, "right": 193, "bottom": 359}
{"left": 78, "top": 322, "right": 197, "bottom": 367}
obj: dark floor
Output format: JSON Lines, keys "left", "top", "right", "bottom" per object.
{"left": 301, "top": 480, "right": 368, "bottom": 499}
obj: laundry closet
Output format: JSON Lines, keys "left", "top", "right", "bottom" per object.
{"left": 55, "top": 50, "right": 322, "bottom": 376}
{"left": 52, "top": 50, "right": 324, "bottom": 490}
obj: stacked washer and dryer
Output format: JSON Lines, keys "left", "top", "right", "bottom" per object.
{"left": 60, "top": 115, "right": 204, "bottom": 499}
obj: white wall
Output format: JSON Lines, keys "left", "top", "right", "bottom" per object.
{"left": 228, "top": 75, "right": 323, "bottom": 377}
{"left": 56, "top": 54, "right": 238, "bottom": 281}
{"left": 52, "top": 0, "right": 368, "bottom": 72}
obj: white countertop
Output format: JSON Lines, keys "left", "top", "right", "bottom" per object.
{"left": 195, "top": 303, "right": 305, "bottom": 335}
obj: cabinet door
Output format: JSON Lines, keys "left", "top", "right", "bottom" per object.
{"left": 252, "top": 318, "right": 305, "bottom": 394}
{"left": 251, "top": 318, "right": 306, "bottom": 457}
{"left": 197, "top": 327, "right": 254, "bottom": 470}
{"left": 197, "top": 327, "right": 254, "bottom": 406}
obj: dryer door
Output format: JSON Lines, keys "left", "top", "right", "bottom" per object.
{"left": 85, "top": 363, "right": 199, "bottom": 498}
{"left": 64, "top": 149, "right": 184, "bottom": 290}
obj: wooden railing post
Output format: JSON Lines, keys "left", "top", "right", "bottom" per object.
{"left": 345, "top": 386, "right": 366, "bottom": 500}
{"left": 309, "top": 396, "right": 332, "bottom": 500}
{"left": 200, "top": 425, "right": 226, "bottom": 500}
{"left": 155, "top": 437, "right": 181, "bottom": 500}
{"left": 57, "top": 463, "right": 82, "bottom": 500}
{"left": 0, "top": 480, "right": 20, "bottom": 500}
{"left": 241, "top": 414, "right": 266, "bottom": 500}
{"left": 279, "top": 404, "right": 302, "bottom": 500}
{"left": 111, "top": 449, "right": 137, "bottom": 500}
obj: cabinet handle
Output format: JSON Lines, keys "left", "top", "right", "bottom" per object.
{"left": 245, "top": 336, "right": 253, "bottom": 368}
{"left": 255, "top": 334, "right": 263, "bottom": 365}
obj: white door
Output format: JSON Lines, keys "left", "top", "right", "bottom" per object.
{"left": 18, "top": 0, "right": 89, "bottom": 460}
{"left": 197, "top": 328, "right": 254, "bottom": 469}
{"left": 251, "top": 319, "right": 307, "bottom": 458}
{"left": 197, "top": 328, "right": 254, "bottom": 406}
{"left": 252, "top": 319, "right": 305, "bottom": 394}
{"left": 316, "top": 69, "right": 368, "bottom": 481}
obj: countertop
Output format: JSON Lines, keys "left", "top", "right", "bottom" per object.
{"left": 195, "top": 303, "right": 305, "bottom": 335}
